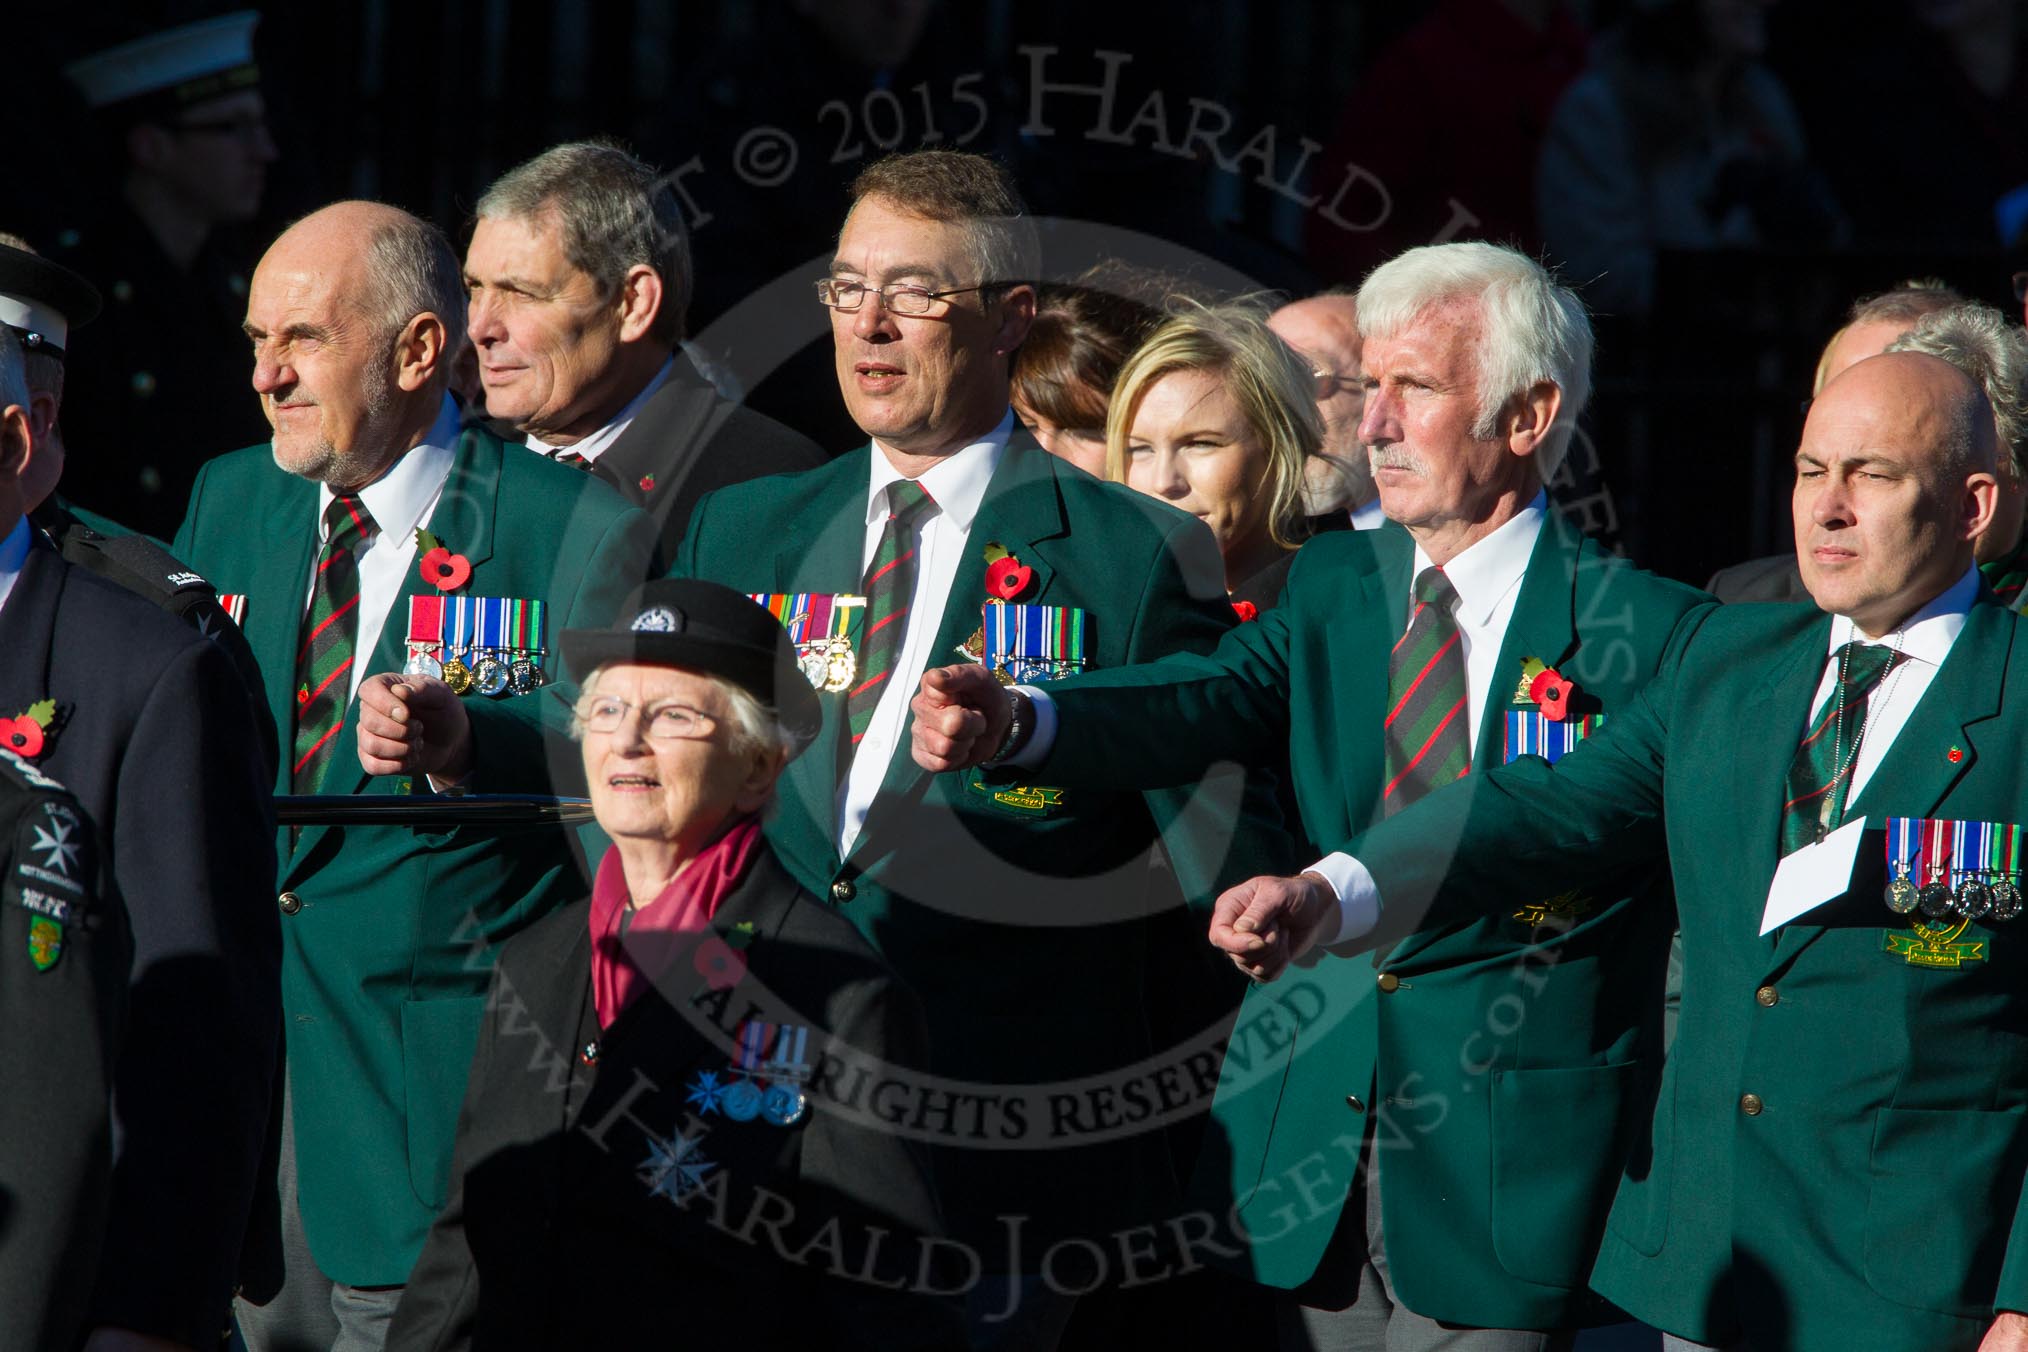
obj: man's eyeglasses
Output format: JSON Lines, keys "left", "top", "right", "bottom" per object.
{"left": 573, "top": 695, "right": 718, "bottom": 741}
{"left": 1312, "top": 368, "right": 1362, "bottom": 401}
{"left": 816, "top": 278, "right": 989, "bottom": 315}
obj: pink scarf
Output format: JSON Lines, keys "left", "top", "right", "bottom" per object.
{"left": 588, "top": 816, "right": 764, "bottom": 1030}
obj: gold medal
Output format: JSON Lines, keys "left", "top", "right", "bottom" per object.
{"left": 441, "top": 657, "right": 474, "bottom": 696}
{"left": 823, "top": 637, "right": 856, "bottom": 693}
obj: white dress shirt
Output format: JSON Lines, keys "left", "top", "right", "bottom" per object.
{"left": 525, "top": 357, "right": 675, "bottom": 465}
{"left": 307, "top": 394, "right": 461, "bottom": 706}
{"left": 0, "top": 515, "right": 30, "bottom": 618}
{"left": 1328, "top": 563, "right": 1982, "bottom": 945}
{"left": 838, "top": 412, "right": 1013, "bottom": 856}
{"left": 1807, "top": 564, "right": 1975, "bottom": 803}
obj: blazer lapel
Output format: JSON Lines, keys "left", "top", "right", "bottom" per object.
{"left": 245, "top": 476, "right": 323, "bottom": 799}
{"left": 763, "top": 451, "right": 878, "bottom": 863}
{"left": 1476, "top": 514, "right": 1583, "bottom": 772}
{"left": 1771, "top": 601, "right": 2011, "bottom": 968}
{"left": 1737, "top": 619, "right": 1833, "bottom": 964}
{"left": 1336, "top": 563, "right": 1402, "bottom": 839}
{"left": 848, "top": 441, "right": 1066, "bottom": 865}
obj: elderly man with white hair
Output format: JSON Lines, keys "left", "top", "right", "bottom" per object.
{"left": 911, "top": 241, "right": 1711, "bottom": 1350}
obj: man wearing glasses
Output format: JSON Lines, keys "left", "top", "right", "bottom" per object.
{"left": 51, "top": 12, "right": 278, "bottom": 538}
{"left": 1269, "top": 289, "right": 1384, "bottom": 530}
{"left": 676, "top": 148, "right": 1286, "bottom": 1349}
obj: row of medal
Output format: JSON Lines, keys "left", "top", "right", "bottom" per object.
{"left": 1883, "top": 816, "right": 2024, "bottom": 921}
{"left": 1503, "top": 711, "right": 1602, "bottom": 766}
{"left": 402, "top": 594, "right": 550, "bottom": 697}
{"left": 749, "top": 593, "right": 863, "bottom": 693}
{"left": 966, "top": 602, "right": 1090, "bottom": 686}
{"left": 685, "top": 1019, "right": 811, "bottom": 1128}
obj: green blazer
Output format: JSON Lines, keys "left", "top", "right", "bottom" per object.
{"left": 1343, "top": 595, "right": 2028, "bottom": 1350}
{"left": 1036, "top": 515, "right": 1710, "bottom": 1329}
{"left": 175, "top": 427, "right": 657, "bottom": 1285}
{"left": 676, "top": 439, "right": 1288, "bottom": 1256}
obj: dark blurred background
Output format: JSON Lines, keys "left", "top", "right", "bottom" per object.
{"left": 13, "top": 0, "right": 2028, "bottom": 586}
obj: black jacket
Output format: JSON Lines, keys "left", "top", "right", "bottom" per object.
{"left": 1706, "top": 551, "right": 1811, "bottom": 602}
{"left": 0, "top": 751, "right": 128, "bottom": 1352}
{"left": 0, "top": 542, "right": 278, "bottom": 1346}
{"left": 388, "top": 846, "right": 966, "bottom": 1351}
{"left": 577, "top": 354, "right": 827, "bottom": 571}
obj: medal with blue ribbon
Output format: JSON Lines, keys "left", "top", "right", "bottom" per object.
{"left": 983, "top": 603, "right": 1088, "bottom": 685}
{"left": 438, "top": 596, "right": 547, "bottom": 697}
{"left": 1503, "top": 711, "right": 1603, "bottom": 764}
{"left": 1882, "top": 815, "right": 2021, "bottom": 967}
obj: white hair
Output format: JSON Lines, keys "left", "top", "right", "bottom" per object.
{"left": 1886, "top": 302, "right": 2028, "bottom": 481}
{"left": 1356, "top": 241, "right": 1593, "bottom": 481}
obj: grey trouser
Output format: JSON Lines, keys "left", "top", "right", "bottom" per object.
{"left": 1276, "top": 1133, "right": 1577, "bottom": 1352}
{"left": 234, "top": 1073, "right": 405, "bottom": 1352}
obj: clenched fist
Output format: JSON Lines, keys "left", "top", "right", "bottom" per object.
{"left": 355, "top": 673, "right": 474, "bottom": 783}
{"left": 911, "top": 663, "right": 1017, "bottom": 772}
{"left": 1209, "top": 871, "right": 1341, "bottom": 982}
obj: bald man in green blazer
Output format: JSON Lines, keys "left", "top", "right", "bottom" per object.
{"left": 174, "top": 203, "right": 655, "bottom": 1347}
{"left": 1213, "top": 353, "right": 2028, "bottom": 1351}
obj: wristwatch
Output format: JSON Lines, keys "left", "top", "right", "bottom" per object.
{"left": 985, "top": 688, "right": 1034, "bottom": 766}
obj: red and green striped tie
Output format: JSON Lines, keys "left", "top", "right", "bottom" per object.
{"left": 1381, "top": 566, "right": 1471, "bottom": 814}
{"left": 847, "top": 478, "right": 937, "bottom": 745}
{"left": 292, "top": 493, "right": 377, "bottom": 792}
{"left": 1780, "top": 641, "right": 1897, "bottom": 855}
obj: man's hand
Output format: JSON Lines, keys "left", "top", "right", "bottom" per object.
{"left": 1981, "top": 1313, "right": 2028, "bottom": 1350}
{"left": 1209, "top": 872, "right": 1340, "bottom": 982}
{"left": 355, "top": 673, "right": 474, "bottom": 782}
{"left": 911, "top": 664, "right": 1013, "bottom": 772}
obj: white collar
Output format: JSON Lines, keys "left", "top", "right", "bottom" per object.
{"left": 320, "top": 395, "right": 462, "bottom": 543}
{"left": 524, "top": 356, "right": 676, "bottom": 462}
{"left": 863, "top": 410, "right": 1014, "bottom": 532}
{"left": 0, "top": 515, "right": 31, "bottom": 617}
{"left": 1410, "top": 492, "right": 1547, "bottom": 625}
{"left": 1826, "top": 566, "right": 1979, "bottom": 668}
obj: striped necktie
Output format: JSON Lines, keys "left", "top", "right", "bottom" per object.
{"left": 292, "top": 493, "right": 377, "bottom": 792}
{"left": 553, "top": 450, "right": 592, "bottom": 471}
{"left": 847, "top": 478, "right": 937, "bottom": 746}
{"left": 1780, "top": 641, "right": 1898, "bottom": 855}
{"left": 1381, "top": 566, "right": 1471, "bottom": 814}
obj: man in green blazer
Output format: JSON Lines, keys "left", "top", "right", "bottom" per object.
{"left": 676, "top": 150, "right": 1282, "bottom": 1347}
{"left": 174, "top": 201, "right": 655, "bottom": 1349}
{"left": 913, "top": 242, "right": 1711, "bottom": 1348}
{"left": 1213, "top": 352, "right": 2028, "bottom": 1351}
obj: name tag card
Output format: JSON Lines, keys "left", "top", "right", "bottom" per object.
{"left": 1760, "top": 817, "right": 1867, "bottom": 935}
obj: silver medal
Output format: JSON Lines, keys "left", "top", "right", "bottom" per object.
{"left": 473, "top": 654, "right": 509, "bottom": 696}
{"left": 761, "top": 1082, "right": 808, "bottom": 1127}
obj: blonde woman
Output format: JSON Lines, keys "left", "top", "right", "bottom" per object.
{"left": 1105, "top": 299, "right": 1322, "bottom": 612}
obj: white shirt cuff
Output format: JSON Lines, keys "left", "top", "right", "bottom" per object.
{"left": 1307, "top": 852, "right": 1381, "bottom": 945}
{"left": 994, "top": 685, "right": 1058, "bottom": 770}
